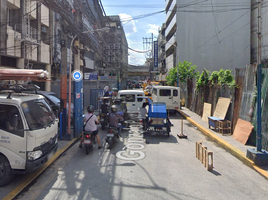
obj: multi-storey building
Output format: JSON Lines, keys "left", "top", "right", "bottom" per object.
{"left": 165, "top": 0, "right": 177, "bottom": 72}
{"left": 165, "top": 0, "right": 253, "bottom": 73}
{"left": 103, "top": 15, "right": 128, "bottom": 88}
{"left": 0, "top": 0, "right": 52, "bottom": 89}
{"left": 176, "top": 0, "right": 250, "bottom": 72}
{"left": 156, "top": 23, "right": 167, "bottom": 82}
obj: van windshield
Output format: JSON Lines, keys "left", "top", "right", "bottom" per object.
{"left": 21, "top": 99, "right": 56, "bottom": 129}
{"left": 120, "top": 94, "right": 135, "bottom": 102}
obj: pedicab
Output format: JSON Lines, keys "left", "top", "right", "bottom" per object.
{"left": 146, "top": 100, "right": 171, "bottom": 137}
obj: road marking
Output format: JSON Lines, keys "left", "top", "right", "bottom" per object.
{"left": 116, "top": 127, "right": 146, "bottom": 161}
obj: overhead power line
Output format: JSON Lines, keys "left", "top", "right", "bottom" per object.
{"left": 128, "top": 47, "right": 151, "bottom": 53}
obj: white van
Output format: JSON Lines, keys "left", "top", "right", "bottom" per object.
{"left": 152, "top": 86, "right": 180, "bottom": 111}
{"left": 0, "top": 85, "right": 58, "bottom": 186}
{"left": 118, "top": 90, "right": 145, "bottom": 119}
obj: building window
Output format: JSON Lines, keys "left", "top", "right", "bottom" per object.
{"left": 7, "top": 9, "right": 15, "bottom": 28}
{"left": 1, "top": 56, "right": 16, "bottom": 67}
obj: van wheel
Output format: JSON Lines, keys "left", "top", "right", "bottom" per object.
{"left": 0, "top": 155, "right": 14, "bottom": 187}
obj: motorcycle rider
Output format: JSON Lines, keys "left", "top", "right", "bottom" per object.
{"left": 99, "top": 98, "right": 109, "bottom": 128}
{"left": 100, "top": 98, "right": 109, "bottom": 115}
{"left": 79, "top": 105, "right": 102, "bottom": 149}
{"left": 108, "top": 105, "right": 123, "bottom": 135}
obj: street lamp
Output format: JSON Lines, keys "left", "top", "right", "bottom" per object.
{"left": 67, "top": 27, "right": 110, "bottom": 137}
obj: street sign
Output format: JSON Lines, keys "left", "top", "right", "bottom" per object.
{"left": 72, "top": 70, "right": 83, "bottom": 82}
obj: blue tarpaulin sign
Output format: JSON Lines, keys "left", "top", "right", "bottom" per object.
{"left": 84, "top": 73, "right": 98, "bottom": 80}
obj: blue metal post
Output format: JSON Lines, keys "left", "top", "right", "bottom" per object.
{"left": 257, "top": 64, "right": 262, "bottom": 152}
{"left": 73, "top": 80, "right": 83, "bottom": 138}
{"left": 59, "top": 112, "right": 63, "bottom": 140}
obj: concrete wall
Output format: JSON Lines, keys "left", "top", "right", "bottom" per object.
{"left": 7, "top": 0, "right": 20, "bottom": 9}
{"left": 29, "top": 1, "right": 36, "bottom": 19}
{"left": 7, "top": 26, "right": 21, "bottom": 57}
{"left": 176, "top": 0, "right": 251, "bottom": 72}
{"left": 40, "top": 41, "right": 50, "bottom": 63}
{"left": 41, "top": 4, "right": 49, "bottom": 27}
{"left": 166, "top": 54, "right": 174, "bottom": 71}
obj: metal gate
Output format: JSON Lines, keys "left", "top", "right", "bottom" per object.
{"left": 90, "top": 89, "right": 99, "bottom": 110}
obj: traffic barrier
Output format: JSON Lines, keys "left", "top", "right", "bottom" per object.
{"left": 196, "top": 141, "right": 213, "bottom": 171}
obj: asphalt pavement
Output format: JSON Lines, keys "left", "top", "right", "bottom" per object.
{"left": 52, "top": 107, "right": 268, "bottom": 180}
{"left": 176, "top": 107, "right": 268, "bottom": 179}
{"left": 3, "top": 108, "right": 268, "bottom": 200}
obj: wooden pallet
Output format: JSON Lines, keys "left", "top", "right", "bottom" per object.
{"left": 218, "top": 120, "right": 231, "bottom": 135}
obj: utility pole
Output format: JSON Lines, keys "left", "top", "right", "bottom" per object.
{"left": 60, "top": 31, "right": 68, "bottom": 137}
{"left": 72, "top": 10, "right": 83, "bottom": 138}
{"left": 143, "top": 35, "right": 153, "bottom": 59}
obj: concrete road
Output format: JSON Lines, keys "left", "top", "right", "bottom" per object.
{"left": 11, "top": 113, "right": 268, "bottom": 200}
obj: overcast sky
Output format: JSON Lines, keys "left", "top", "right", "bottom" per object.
{"left": 100, "top": 0, "right": 165, "bottom": 65}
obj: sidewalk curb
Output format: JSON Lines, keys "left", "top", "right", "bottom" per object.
{"left": 3, "top": 138, "right": 79, "bottom": 200}
{"left": 177, "top": 109, "right": 268, "bottom": 180}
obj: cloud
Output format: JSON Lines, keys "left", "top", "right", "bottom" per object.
{"left": 119, "top": 13, "right": 137, "bottom": 37}
{"left": 128, "top": 51, "right": 148, "bottom": 65}
{"left": 146, "top": 24, "right": 160, "bottom": 36}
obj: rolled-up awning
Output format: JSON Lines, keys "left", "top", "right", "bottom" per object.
{"left": 0, "top": 69, "right": 49, "bottom": 82}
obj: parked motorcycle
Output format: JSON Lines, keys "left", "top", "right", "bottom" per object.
{"left": 106, "top": 126, "right": 119, "bottom": 149}
{"left": 83, "top": 131, "right": 96, "bottom": 154}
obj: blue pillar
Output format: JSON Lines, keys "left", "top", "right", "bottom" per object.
{"left": 73, "top": 80, "right": 83, "bottom": 138}
{"left": 247, "top": 63, "right": 268, "bottom": 166}
{"left": 257, "top": 64, "right": 262, "bottom": 152}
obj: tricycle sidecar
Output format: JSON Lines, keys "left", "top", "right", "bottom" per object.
{"left": 147, "top": 102, "right": 171, "bottom": 136}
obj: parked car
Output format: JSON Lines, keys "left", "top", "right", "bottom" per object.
{"left": 34, "top": 91, "right": 73, "bottom": 120}
{"left": 36, "top": 91, "right": 60, "bottom": 114}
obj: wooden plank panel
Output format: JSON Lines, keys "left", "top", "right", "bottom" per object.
{"left": 232, "top": 118, "right": 254, "bottom": 145}
{"left": 213, "top": 97, "right": 231, "bottom": 119}
{"left": 202, "top": 102, "right": 212, "bottom": 122}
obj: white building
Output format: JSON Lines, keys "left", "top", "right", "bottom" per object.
{"left": 165, "top": 0, "right": 253, "bottom": 73}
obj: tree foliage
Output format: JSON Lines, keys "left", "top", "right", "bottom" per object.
{"left": 196, "top": 69, "right": 209, "bottom": 90}
{"left": 166, "top": 67, "right": 177, "bottom": 86}
{"left": 209, "top": 71, "right": 219, "bottom": 84}
{"left": 165, "top": 62, "right": 236, "bottom": 88}
{"left": 166, "top": 61, "right": 199, "bottom": 86}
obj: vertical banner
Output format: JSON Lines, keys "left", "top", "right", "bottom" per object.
{"left": 154, "top": 41, "right": 158, "bottom": 70}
